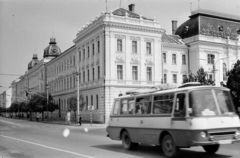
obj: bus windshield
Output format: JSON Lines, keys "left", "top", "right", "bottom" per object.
{"left": 189, "top": 89, "right": 235, "bottom": 117}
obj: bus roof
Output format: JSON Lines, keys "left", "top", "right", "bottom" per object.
{"left": 116, "top": 85, "right": 229, "bottom": 99}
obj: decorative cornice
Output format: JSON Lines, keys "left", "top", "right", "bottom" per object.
{"left": 96, "top": 59, "right": 100, "bottom": 65}
{"left": 130, "top": 36, "right": 140, "bottom": 41}
{"left": 91, "top": 62, "right": 94, "bottom": 67}
{"left": 115, "top": 35, "right": 126, "bottom": 39}
{"left": 144, "top": 38, "right": 154, "bottom": 42}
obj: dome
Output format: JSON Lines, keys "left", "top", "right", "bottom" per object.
{"left": 28, "top": 54, "right": 39, "bottom": 70}
{"left": 175, "top": 9, "right": 240, "bottom": 40}
{"left": 43, "top": 38, "right": 61, "bottom": 58}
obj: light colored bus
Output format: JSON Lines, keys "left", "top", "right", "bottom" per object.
{"left": 106, "top": 84, "right": 240, "bottom": 158}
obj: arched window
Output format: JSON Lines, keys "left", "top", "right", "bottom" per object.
{"left": 223, "top": 63, "right": 227, "bottom": 81}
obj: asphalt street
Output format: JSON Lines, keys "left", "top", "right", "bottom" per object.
{"left": 0, "top": 117, "right": 240, "bottom": 158}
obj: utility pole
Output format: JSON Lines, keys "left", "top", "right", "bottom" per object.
{"left": 77, "top": 67, "right": 80, "bottom": 123}
{"left": 46, "top": 82, "right": 49, "bottom": 121}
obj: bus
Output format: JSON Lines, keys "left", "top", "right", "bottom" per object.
{"left": 106, "top": 84, "right": 240, "bottom": 158}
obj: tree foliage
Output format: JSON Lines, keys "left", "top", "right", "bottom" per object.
{"left": 226, "top": 60, "right": 240, "bottom": 111}
{"left": 183, "top": 67, "right": 214, "bottom": 85}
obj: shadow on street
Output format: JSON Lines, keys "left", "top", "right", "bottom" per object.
{"left": 92, "top": 144, "right": 232, "bottom": 158}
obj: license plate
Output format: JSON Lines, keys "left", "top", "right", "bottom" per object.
{"left": 218, "top": 140, "right": 232, "bottom": 144}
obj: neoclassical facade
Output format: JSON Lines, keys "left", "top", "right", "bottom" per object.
{"left": 10, "top": 6, "right": 240, "bottom": 123}
{"left": 175, "top": 9, "right": 240, "bottom": 86}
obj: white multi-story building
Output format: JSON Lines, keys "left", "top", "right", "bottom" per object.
{"left": 175, "top": 9, "right": 240, "bottom": 86}
{"left": 11, "top": 5, "right": 239, "bottom": 123}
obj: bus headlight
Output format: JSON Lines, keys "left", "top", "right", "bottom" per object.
{"left": 200, "top": 131, "right": 207, "bottom": 138}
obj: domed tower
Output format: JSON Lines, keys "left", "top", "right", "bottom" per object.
{"left": 28, "top": 54, "right": 39, "bottom": 70}
{"left": 43, "top": 38, "right": 61, "bottom": 60}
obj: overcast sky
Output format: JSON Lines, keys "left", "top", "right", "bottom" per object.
{"left": 0, "top": 0, "right": 240, "bottom": 94}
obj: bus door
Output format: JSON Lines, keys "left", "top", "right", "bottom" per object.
{"left": 108, "top": 99, "right": 121, "bottom": 139}
{"left": 171, "top": 93, "right": 190, "bottom": 146}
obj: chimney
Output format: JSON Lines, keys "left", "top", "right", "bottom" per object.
{"left": 128, "top": 4, "right": 135, "bottom": 12}
{"left": 172, "top": 20, "right": 178, "bottom": 35}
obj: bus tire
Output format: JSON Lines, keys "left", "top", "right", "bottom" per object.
{"left": 203, "top": 144, "right": 220, "bottom": 154}
{"left": 122, "top": 131, "right": 138, "bottom": 150}
{"left": 162, "top": 134, "right": 178, "bottom": 158}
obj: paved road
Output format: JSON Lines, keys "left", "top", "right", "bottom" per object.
{"left": 0, "top": 117, "right": 240, "bottom": 158}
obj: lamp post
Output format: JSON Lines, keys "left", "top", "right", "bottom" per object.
{"left": 46, "top": 82, "right": 49, "bottom": 121}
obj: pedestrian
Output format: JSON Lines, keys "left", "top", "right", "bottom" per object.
{"left": 78, "top": 114, "right": 82, "bottom": 126}
{"left": 66, "top": 110, "right": 71, "bottom": 125}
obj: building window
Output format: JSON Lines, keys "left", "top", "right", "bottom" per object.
{"left": 172, "top": 54, "right": 176, "bottom": 64}
{"left": 70, "top": 77, "right": 72, "bottom": 89}
{"left": 83, "top": 49, "right": 85, "bottom": 60}
{"left": 91, "top": 95, "right": 93, "bottom": 106}
{"left": 67, "top": 78, "right": 69, "bottom": 89}
{"left": 163, "top": 53, "right": 166, "bottom": 63}
{"left": 64, "top": 79, "right": 66, "bottom": 89}
{"left": 98, "top": 66, "right": 100, "bottom": 80}
{"left": 79, "top": 73, "right": 81, "bottom": 83}
{"left": 182, "top": 55, "right": 186, "bottom": 65}
{"left": 117, "top": 65, "right": 123, "bottom": 80}
{"left": 132, "top": 66, "right": 138, "bottom": 80}
{"left": 62, "top": 62, "right": 64, "bottom": 71}
{"left": 223, "top": 63, "right": 227, "bottom": 81}
{"left": 173, "top": 74, "right": 177, "bottom": 83}
{"left": 207, "top": 54, "right": 215, "bottom": 64}
{"left": 96, "top": 95, "right": 98, "bottom": 109}
{"left": 146, "top": 42, "right": 151, "bottom": 54}
{"left": 132, "top": 41, "right": 137, "bottom": 53}
{"left": 92, "top": 68, "right": 94, "bottom": 81}
{"left": 147, "top": 67, "right": 152, "bottom": 81}
{"left": 87, "top": 70, "right": 89, "bottom": 82}
{"left": 92, "top": 43, "right": 94, "bottom": 56}
{"left": 182, "top": 75, "right": 187, "bottom": 83}
{"left": 88, "top": 46, "right": 89, "bottom": 58}
{"left": 73, "top": 56, "right": 75, "bottom": 66}
{"left": 73, "top": 76, "right": 75, "bottom": 87}
{"left": 83, "top": 71, "right": 85, "bottom": 83}
{"left": 117, "top": 39, "right": 122, "bottom": 52}
{"left": 79, "top": 51, "right": 81, "bottom": 61}
{"left": 98, "top": 41, "right": 100, "bottom": 53}
{"left": 64, "top": 60, "right": 66, "bottom": 70}
{"left": 208, "top": 74, "right": 213, "bottom": 81}
{"left": 86, "top": 96, "right": 88, "bottom": 110}
{"left": 70, "top": 57, "right": 72, "bottom": 65}
{"left": 164, "top": 74, "right": 167, "bottom": 83}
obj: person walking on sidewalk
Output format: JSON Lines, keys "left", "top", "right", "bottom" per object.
{"left": 66, "top": 110, "right": 71, "bottom": 125}
{"left": 78, "top": 114, "right": 82, "bottom": 126}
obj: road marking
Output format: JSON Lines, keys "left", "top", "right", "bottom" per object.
{"left": 0, "top": 135, "right": 96, "bottom": 158}
{"left": 0, "top": 120, "right": 22, "bottom": 126}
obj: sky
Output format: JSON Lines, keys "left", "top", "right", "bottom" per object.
{"left": 0, "top": 0, "right": 240, "bottom": 94}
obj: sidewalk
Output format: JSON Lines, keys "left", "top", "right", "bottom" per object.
{"left": 36, "top": 119, "right": 107, "bottom": 128}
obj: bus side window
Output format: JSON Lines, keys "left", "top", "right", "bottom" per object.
{"left": 153, "top": 94, "right": 174, "bottom": 114}
{"left": 121, "top": 99, "right": 129, "bottom": 114}
{"left": 135, "top": 96, "right": 151, "bottom": 114}
{"left": 113, "top": 100, "right": 120, "bottom": 115}
{"left": 174, "top": 94, "right": 186, "bottom": 117}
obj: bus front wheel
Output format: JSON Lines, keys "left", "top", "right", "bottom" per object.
{"left": 203, "top": 144, "right": 220, "bottom": 154}
{"left": 162, "top": 134, "right": 178, "bottom": 158}
{"left": 122, "top": 131, "right": 138, "bottom": 150}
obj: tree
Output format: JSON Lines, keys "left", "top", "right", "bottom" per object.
{"left": 183, "top": 67, "right": 214, "bottom": 85}
{"left": 226, "top": 60, "right": 240, "bottom": 113}
{"left": 67, "top": 94, "right": 85, "bottom": 123}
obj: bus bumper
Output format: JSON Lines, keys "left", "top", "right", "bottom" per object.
{"left": 191, "top": 138, "right": 240, "bottom": 146}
